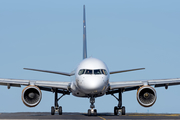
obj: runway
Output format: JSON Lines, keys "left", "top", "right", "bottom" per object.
{"left": 0, "top": 112, "right": 180, "bottom": 120}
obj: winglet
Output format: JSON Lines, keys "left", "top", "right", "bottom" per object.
{"left": 83, "top": 5, "right": 87, "bottom": 59}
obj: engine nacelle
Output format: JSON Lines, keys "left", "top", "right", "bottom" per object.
{"left": 22, "top": 85, "right": 42, "bottom": 107}
{"left": 137, "top": 85, "right": 157, "bottom": 107}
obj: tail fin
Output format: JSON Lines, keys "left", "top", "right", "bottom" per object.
{"left": 83, "top": 5, "right": 87, "bottom": 59}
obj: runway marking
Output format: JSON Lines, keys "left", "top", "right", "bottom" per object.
{"left": 129, "top": 114, "right": 180, "bottom": 117}
{"left": 98, "top": 116, "right": 106, "bottom": 120}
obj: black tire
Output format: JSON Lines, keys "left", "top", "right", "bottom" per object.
{"left": 94, "top": 109, "right": 97, "bottom": 116}
{"left": 51, "top": 106, "right": 55, "bottom": 115}
{"left": 59, "top": 106, "right": 62, "bottom": 115}
{"left": 88, "top": 109, "right": 91, "bottom": 116}
{"left": 114, "top": 106, "right": 118, "bottom": 115}
{"left": 122, "top": 106, "right": 125, "bottom": 115}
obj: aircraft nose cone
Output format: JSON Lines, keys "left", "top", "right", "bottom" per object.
{"left": 78, "top": 76, "right": 105, "bottom": 94}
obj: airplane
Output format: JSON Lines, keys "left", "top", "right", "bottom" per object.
{"left": 1, "top": 5, "right": 180, "bottom": 116}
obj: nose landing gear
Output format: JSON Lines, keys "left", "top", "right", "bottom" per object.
{"left": 87, "top": 97, "right": 97, "bottom": 116}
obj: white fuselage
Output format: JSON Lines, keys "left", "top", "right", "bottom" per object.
{"left": 70, "top": 58, "right": 109, "bottom": 97}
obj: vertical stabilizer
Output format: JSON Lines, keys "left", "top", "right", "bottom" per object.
{"left": 83, "top": 5, "right": 87, "bottom": 59}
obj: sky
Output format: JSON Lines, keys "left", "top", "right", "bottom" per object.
{"left": 0, "top": 0, "right": 180, "bottom": 113}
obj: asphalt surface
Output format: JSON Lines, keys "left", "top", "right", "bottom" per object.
{"left": 0, "top": 112, "right": 180, "bottom": 119}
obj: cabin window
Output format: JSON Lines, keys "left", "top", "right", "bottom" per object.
{"left": 85, "top": 69, "right": 92, "bottom": 74}
{"left": 78, "top": 69, "right": 85, "bottom": 75}
{"left": 94, "top": 69, "right": 101, "bottom": 75}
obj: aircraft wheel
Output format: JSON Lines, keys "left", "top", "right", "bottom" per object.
{"left": 122, "top": 106, "right": 125, "bottom": 115}
{"left": 59, "top": 106, "right": 62, "bottom": 115}
{"left": 114, "top": 106, "right": 118, "bottom": 115}
{"left": 94, "top": 109, "right": 97, "bottom": 116}
{"left": 88, "top": 109, "right": 91, "bottom": 116}
{"left": 51, "top": 106, "right": 55, "bottom": 115}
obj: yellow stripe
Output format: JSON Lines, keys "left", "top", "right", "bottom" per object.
{"left": 129, "top": 114, "right": 180, "bottom": 117}
{"left": 98, "top": 116, "right": 106, "bottom": 120}
{"left": 102, "top": 86, "right": 105, "bottom": 91}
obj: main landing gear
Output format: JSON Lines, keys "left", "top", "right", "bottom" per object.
{"left": 111, "top": 89, "right": 126, "bottom": 115}
{"left": 87, "top": 96, "right": 97, "bottom": 116}
{"left": 51, "top": 88, "right": 67, "bottom": 115}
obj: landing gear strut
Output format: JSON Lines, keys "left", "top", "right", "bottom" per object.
{"left": 51, "top": 88, "right": 65, "bottom": 115}
{"left": 112, "top": 89, "right": 126, "bottom": 115}
{"left": 87, "top": 96, "right": 97, "bottom": 116}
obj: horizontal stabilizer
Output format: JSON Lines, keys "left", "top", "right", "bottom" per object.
{"left": 110, "top": 68, "right": 145, "bottom": 74}
{"left": 24, "top": 68, "right": 74, "bottom": 76}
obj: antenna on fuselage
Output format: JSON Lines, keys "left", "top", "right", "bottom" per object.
{"left": 83, "top": 5, "right": 87, "bottom": 59}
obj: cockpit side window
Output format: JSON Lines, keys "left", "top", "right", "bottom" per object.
{"left": 85, "top": 69, "right": 93, "bottom": 74}
{"left": 94, "top": 69, "right": 101, "bottom": 75}
{"left": 78, "top": 69, "right": 85, "bottom": 75}
{"left": 101, "top": 69, "right": 108, "bottom": 75}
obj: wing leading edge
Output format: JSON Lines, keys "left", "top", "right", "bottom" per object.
{"left": 109, "top": 78, "right": 180, "bottom": 91}
{"left": 0, "top": 78, "right": 71, "bottom": 90}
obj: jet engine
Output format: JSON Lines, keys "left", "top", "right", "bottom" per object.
{"left": 22, "top": 85, "right": 42, "bottom": 107}
{"left": 137, "top": 85, "right": 157, "bottom": 107}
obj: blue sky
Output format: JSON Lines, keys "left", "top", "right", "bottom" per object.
{"left": 0, "top": 0, "right": 180, "bottom": 113}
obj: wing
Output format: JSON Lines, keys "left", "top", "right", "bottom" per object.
{"left": 108, "top": 78, "right": 180, "bottom": 93}
{"left": 0, "top": 78, "right": 71, "bottom": 93}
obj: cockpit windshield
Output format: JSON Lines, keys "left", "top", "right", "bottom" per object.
{"left": 78, "top": 69, "right": 107, "bottom": 75}
{"left": 85, "top": 69, "right": 93, "bottom": 74}
{"left": 101, "top": 69, "right": 108, "bottom": 75}
{"left": 78, "top": 69, "right": 85, "bottom": 75}
{"left": 94, "top": 69, "right": 101, "bottom": 75}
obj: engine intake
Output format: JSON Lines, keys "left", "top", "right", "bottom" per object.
{"left": 22, "top": 86, "right": 42, "bottom": 107}
{"left": 137, "top": 86, "right": 156, "bottom": 107}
